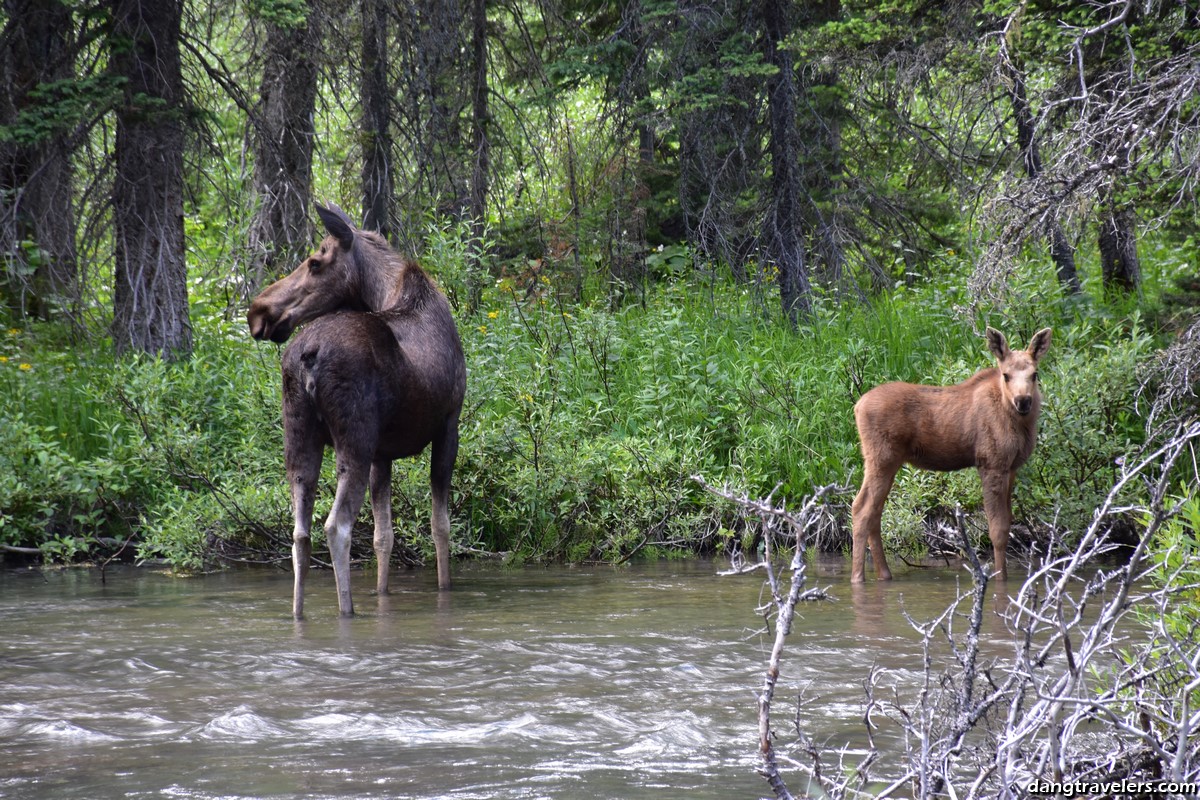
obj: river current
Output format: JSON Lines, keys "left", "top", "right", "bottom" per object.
{"left": 0, "top": 557, "right": 1015, "bottom": 799}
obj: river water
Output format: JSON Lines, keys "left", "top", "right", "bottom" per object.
{"left": 0, "top": 557, "right": 1018, "bottom": 799}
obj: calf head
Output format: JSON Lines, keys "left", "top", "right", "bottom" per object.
{"left": 986, "top": 326, "right": 1052, "bottom": 416}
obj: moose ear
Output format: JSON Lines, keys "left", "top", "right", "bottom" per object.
{"left": 985, "top": 327, "right": 1010, "bottom": 361}
{"left": 1028, "top": 327, "right": 1052, "bottom": 362}
{"left": 315, "top": 202, "right": 355, "bottom": 249}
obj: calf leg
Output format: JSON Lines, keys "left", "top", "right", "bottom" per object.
{"left": 979, "top": 467, "right": 1014, "bottom": 581}
{"left": 370, "top": 460, "right": 394, "bottom": 596}
{"left": 851, "top": 462, "right": 898, "bottom": 582}
{"left": 429, "top": 415, "right": 460, "bottom": 591}
{"left": 325, "top": 452, "right": 371, "bottom": 617}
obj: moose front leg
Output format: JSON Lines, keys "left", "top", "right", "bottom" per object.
{"left": 979, "top": 467, "right": 1014, "bottom": 582}
{"left": 370, "top": 460, "right": 394, "bottom": 596}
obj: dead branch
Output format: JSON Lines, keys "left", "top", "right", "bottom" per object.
{"left": 698, "top": 477, "right": 848, "bottom": 799}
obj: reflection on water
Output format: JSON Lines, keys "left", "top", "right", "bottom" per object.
{"left": 0, "top": 557, "right": 1019, "bottom": 799}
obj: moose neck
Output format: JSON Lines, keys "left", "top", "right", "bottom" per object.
{"left": 352, "top": 235, "right": 408, "bottom": 312}
{"left": 379, "top": 272, "right": 412, "bottom": 311}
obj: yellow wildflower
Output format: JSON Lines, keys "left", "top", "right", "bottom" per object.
{"left": 7, "top": 328, "right": 19, "bottom": 335}
{"left": 478, "top": 325, "right": 488, "bottom": 334}
{"left": 0, "top": 356, "right": 7, "bottom": 363}
{"left": 19, "top": 363, "right": 32, "bottom": 371}
{"left": 487, "top": 310, "right": 499, "bottom": 319}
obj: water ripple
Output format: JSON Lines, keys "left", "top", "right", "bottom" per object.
{"left": 196, "top": 706, "right": 291, "bottom": 741}
{"left": 22, "top": 719, "right": 119, "bottom": 744}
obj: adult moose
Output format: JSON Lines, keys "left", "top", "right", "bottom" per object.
{"left": 850, "top": 327, "right": 1052, "bottom": 583}
{"left": 248, "top": 203, "right": 466, "bottom": 618}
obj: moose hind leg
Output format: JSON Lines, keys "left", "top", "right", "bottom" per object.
{"left": 851, "top": 462, "right": 898, "bottom": 582}
{"left": 325, "top": 453, "right": 371, "bottom": 617}
{"left": 429, "top": 417, "right": 460, "bottom": 591}
{"left": 285, "top": 430, "right": 323, "bottom": 620}
{"left": 289, "top": 474, "right": 317, "bottom": 620}
{"left": 370, "top": 460, "right": 394, "bottom": 596}
{"left": 979, "top": 467, "right": 1014, "bottom": 581}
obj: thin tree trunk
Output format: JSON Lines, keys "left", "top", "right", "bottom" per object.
{"left": 468, "top": 0, "right": 489, "bottom": 226}
{"left": 467, "top": 0, "right": 489, "bottom": 312}
{"left": 1000, "top": 44, "right": 1082, "bottom": 294}
{"left": 412, "top": 0, "right": 465, "bottom": 214}
{"left": 619, "top": 0, "right": 652, "bottom": 308}
{"left": 361, "top": 0, "right": 394, "bottom": 239}
{"left": 110, "top": 0, "right": 191, "bottom": 359}
{"left": 800, "top": 0, "right": 847, "bottom": 290}
{"left": 1099, "top": 203, "right": 1140, "bottom": 293}
{"left": 0, "top": 0, "right": 79, "bottom": 323}
{"left": 564, "top": 119, "right": 583, "bottom": 302}
{"left": 762, "top": 0, "right": 811, "bottom": 325}
{"left": 245, "top": 1, "right": 319, "bottom": 292}
{"left": 671, "top": 0, "right": 758, "bottom": 284}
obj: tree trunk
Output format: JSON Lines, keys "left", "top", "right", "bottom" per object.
{"left": 245, "top": 1, "right": 319, "bottom": 292}
{"left": 109, "top": 0, "right": 191, "bottom": 359}
{"left": 466, "top": 0, "right": 489, "bottom": 311}
{"left": 1099, "top": 204, "right": 1140, "bottom": 293}
{"left": 606, "top": 0, "right": 652, "bottom": 309}
{"left": 361, "top": 0, "right": 394, "bottom": 239}
{"left": 411, "top": 0, "right": 466, "bottom": 215}
{"left": 671, "top": 0, "right": 759, "bottom": 283}
{"left": 0, "top": 0, "right": 79, "bottom": 323}
{"left": 1000, "top": 45, "right": 1081, "bottom": 294}
{"left": 762, "top": 0, "right": 811, "bottom": 325}
{"left": 799, "top": 0, "right": 847, "bottom": 289}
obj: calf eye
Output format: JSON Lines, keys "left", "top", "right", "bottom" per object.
{"left": 1032, "top": 372, "right": 1038, "bottom": 382}
{"left": 1003, "top": 373, "right": 1010, "bottom": 382}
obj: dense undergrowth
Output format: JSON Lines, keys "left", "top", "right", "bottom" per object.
{"left": 0, "top": 249, "right": 1174, "bottom": 572}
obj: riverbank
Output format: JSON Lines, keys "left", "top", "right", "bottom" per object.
{"left": 0, "top": 266, "right": 1163, "bottom": 571}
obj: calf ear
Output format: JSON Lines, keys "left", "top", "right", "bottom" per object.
{"left": 1028, "top": 327, "right": 1052, "bottom": 361}
{"left": 985, "top": 327, "right": 1010, "bottom": 361}
{"left": 315, "top": 202, "right": 355, "bottom": 249}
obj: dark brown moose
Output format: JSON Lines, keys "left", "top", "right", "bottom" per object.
{"left": 248, "top": 203, "right": 466, "bottom": 618}
{"left": 850, "top": 327, "right": 1052, "bottom": 583}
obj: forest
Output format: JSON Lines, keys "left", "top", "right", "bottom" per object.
{"left": 0, "top": 0, "right": 1198, "bottom": 573}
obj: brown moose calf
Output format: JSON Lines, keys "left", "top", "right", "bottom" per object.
{"left": 850, "top": 327, "right": 1052, "bottom": 582}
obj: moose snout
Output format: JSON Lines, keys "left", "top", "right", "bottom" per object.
{"left": 247, "top": 303, "right": 292, "bottom": 343}
{"left": 247, "top": 304, "right": 271, "bottom": 340}
{"left": 1014, "top": 395, "right": 1033, "bottom": 415}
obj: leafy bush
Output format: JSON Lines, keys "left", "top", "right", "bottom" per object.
{"left": 0, "top": 413, "right": 147, "bottom": 554}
